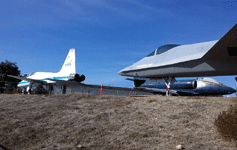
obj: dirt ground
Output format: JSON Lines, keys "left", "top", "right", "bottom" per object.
{"left": 1, "top": 93, "right": 237, "bottom": 150}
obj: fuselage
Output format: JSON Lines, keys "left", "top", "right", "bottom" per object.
{"left": 118, "top": 24, "right": 237, "bottom": 78}
{"left": 139, "top": 78, "right": 236, "bottom": 96}
{"left": 118, "top": 41, "right": 219, "bottom": 77}
{"left": 18, "top": 72, "right": 70, "bottom": 87}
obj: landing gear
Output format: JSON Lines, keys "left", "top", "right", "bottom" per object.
{"left": 163, "top": 77, "right": 176, "bottom": 96}
{"left": 26, "top": 82, "right": 33, "bottom": 95}
{"left": 22, "top": 88, "right": 26, "bottom": 94}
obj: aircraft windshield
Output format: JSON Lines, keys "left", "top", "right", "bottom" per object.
{"left": 156, "top": 44, "right": 180, "bottom": 55}
{"left": 28, "top": 72, "right": 36, "bottom": 77}
{"left": 146, "top": 44, "right": 180, "bottom": 57}
{"left": 146, "top": 50, "right": 155, "bottom": 57}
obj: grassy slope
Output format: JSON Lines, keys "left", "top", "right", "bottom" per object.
{"left": 0, "top": 94, "right": 237, "bottom": 150}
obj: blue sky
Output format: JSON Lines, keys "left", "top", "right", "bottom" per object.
{"left": 0, "top": 0, "right": 237, "bottom": 89}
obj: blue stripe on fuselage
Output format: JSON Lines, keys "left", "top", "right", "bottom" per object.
{"left": 53, "top": 76, "right": 69, "bottom": 80}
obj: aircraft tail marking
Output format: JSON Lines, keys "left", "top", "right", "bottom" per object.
{"left": 58, "top": 48, "right": 76, "bottom": 75}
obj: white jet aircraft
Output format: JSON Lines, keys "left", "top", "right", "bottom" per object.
{"left": 9, "top": 48, "right": 85, "bottom": 94}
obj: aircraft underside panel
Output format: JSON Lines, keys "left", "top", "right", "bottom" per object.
{"left": 121, "top": 58, "right": 237, "bottom": 78}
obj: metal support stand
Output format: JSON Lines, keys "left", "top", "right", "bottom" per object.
{"left": 163, "top": 77, "right": 176, "bottom": 96}
{"left": 22, "top": 88, "right": 25, "bottom": 94}
{"left": 26, "top": 82, "right": 32, "bottom": 95}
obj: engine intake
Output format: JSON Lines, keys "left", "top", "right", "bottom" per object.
{"left": 193, "top": 80, "right": 197, "bottom": 89}
{"left": 69, "top": 73, "right": 85, "bottom": 82}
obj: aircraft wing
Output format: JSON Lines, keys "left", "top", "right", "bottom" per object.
{"left": 125, "top": 78, "right": 145, "bottom": 81}
{"left": 8, "top": 75, "right": 27, "bottom": 81}
{"left": 141, "top": 87, "right": 200, "bottom": 96}
{"left": 140, "top": 87, "right": 179, "bottom": 95}
{"left": 8, "top": 75, "right": 48, "bottom": 84}
{"left": 175, "top": 89, "right": 199, "bottom": 96}
{"left": 46, "top": 78, "right": 82, "bottom": 86}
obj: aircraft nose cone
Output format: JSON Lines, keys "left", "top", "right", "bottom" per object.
{"left": 118, "top": 69, "right": 127, "bottom": 76}
{"left": 229, "top": 87, "right": 236, "bottom": 94}
{"left": 117, "top": 71, "right": 123, "bottom": 75}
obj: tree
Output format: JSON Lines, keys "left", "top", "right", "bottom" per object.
{"left": 0, "top": 60, "right": 21, "bottom": 93}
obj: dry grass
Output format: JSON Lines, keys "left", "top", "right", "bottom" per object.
{"left": 1, "top": 93, "right": 237, "bottom": 150}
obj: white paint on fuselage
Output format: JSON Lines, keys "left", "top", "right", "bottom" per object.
{"left": 17, "top": 48, "right": 76, "bottom": 89}
{"left": 17, "top": 72, "right": 70, "bottom": 88}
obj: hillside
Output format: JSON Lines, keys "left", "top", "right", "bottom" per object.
{"left": 0, "top": 94, "right": 237, "bottom": 150}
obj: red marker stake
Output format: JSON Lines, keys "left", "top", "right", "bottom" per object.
{"left": 100, "top": 84, "right": 103, "bottom": 95}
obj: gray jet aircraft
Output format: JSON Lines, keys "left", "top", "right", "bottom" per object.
{"left": 118, "top": 23, "right": 237, "bottom": 95}
{"left": 126, "top": 77, "right": 236, "bottom": 96}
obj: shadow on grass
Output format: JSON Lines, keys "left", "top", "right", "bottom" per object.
{"left": 214, "top": 105, "right": 237, "bottom": 146}
{"left": 0, "top": 144, "right": 9, "bottom": 150}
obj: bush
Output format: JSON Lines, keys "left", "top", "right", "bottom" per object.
{"left": 214, "top": 105, "right": 237, "bottom": 144}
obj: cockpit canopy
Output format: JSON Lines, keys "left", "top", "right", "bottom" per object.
{"left": 200, "top": 77, "right": 219, "bottom": 84}
{"left": 28, "top": 72, "right": 36, "bottom": 77}
{"left": 146, "top": 44, "right": 181, "bottom": 57}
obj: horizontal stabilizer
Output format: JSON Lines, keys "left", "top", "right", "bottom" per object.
{"left": 202, "top": 23, "right": 237, "bottom": 59}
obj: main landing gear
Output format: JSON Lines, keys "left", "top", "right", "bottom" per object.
{"left": 26, "top": 82, "right": 33, "bottom": 95}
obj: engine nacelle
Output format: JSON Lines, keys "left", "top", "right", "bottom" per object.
{"left": 172, "top": 79, "right": 197, "bottom": 89}
{"left": 69, "top": 73, "right": 85, "bottom": 82}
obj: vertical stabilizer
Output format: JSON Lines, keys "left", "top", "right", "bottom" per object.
{"left": 58, "top": 48, "right": 76, "bottom": 75}
{"left": 202, "top": 23, "right": 237, "bottom": 59}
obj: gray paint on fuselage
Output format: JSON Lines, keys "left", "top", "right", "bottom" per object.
{"left": 118, "top": 24, "right": 237, "bottom": 78}
{"left": 120, "top": 58, "right": 237, "bottom": 78}
{"left": 138, "top": 78, "right": 236, "bottom": 96}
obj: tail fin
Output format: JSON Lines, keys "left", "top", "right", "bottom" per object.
{"left": 58, "top": 48, "right": 76, "bottom": 75}
{"left": 202, "top": 23, "right": 237, "bottom": 59}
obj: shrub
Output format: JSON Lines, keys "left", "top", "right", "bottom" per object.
{"left": 214, "top": 105, "right": 237, "bottom": 144}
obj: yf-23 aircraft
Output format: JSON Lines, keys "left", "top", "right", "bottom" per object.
{"left": 127, "top": 77, "right": 236, "bottom": 96}
{"left": 118, "top": 23, "right": 237, "bottom": 95}
{"left": 9, "top": 48, "right": 85, "bottom": 94}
